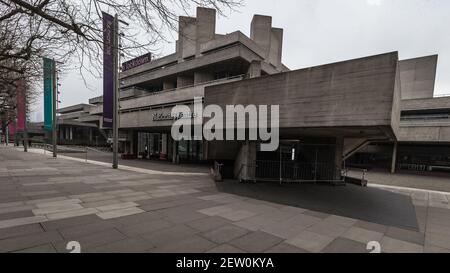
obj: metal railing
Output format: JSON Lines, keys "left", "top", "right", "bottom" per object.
{"left": 244, "top": 160, "right": 346, "bottom": 185}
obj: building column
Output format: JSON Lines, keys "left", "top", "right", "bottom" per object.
{"left": 172, "top": 140, "right": 178, "bottom": 164}
{"left": 391, "top": 141, "right": 398, "bottom": 174}
{"left": 334, "top": 137, "right": 344, "bottom": 180}
{"left": 161, "top": 134, "right": 168, "bottom": 160}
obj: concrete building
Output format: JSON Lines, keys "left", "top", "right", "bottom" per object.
{"left": 347, "top": 55, "right": 450, "bottom": 174}
{"left": 55, "top": 7, "right": 448, "bottom": 182}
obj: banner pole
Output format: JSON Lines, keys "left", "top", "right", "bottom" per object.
{"left": 24, "top": 81, "right": 28, "bottom": 152}
{"left": 52, "top": 59, "right": 57, "bottom": 158}
{"left": 112, "top": 14, "right": 119, "bottom": 169}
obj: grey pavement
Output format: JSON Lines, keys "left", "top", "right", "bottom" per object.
{"left": 1, "top": 145, "right": 450, "bottom": 253}
{"left": 348, "top": 169, "right": 450, "bottom": 193}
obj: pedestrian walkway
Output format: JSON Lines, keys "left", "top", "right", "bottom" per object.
{"left": 348, "top": 169, "right": 450, "bottom": 193}
{"left": 0, "top": 146, "right": 450, "bottom": 253}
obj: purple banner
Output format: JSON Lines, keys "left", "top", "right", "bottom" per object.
{"left": 102, "top": 12, "right": 114, "bottom": 128}
{"left": 16, "top": 80, "right": 26, "bottom": 132}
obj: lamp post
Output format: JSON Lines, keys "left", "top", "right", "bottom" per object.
{"left": 52, "top": 59, "right": 57, "bottom": 158}
{"left": 112, "top": 14, "right": 119, "bottom": 169}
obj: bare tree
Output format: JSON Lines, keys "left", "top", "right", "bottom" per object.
{"left": 0, "top": 0, "right": 242, "bottom": 130}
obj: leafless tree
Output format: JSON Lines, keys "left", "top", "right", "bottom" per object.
{"left": 0, "top": 0, "right": 242, "bottom": 130}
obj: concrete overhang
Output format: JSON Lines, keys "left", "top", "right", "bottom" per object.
{"left": 120, "top": 53, "right": 178, "bottom": 79}
{"left": 57, "top": 119, "right": 98, "bottom": 128}
{"left": 57, "top": 104, "right": 92, "bottom": 114}
{"left": 204, "top": 52, "right": 401, "bottom": 142}
{"left": 401, "top": 96, "right": 450, "bottom": 112}
{"left": 120, "top": 44, "right": 263, "bottom": 88}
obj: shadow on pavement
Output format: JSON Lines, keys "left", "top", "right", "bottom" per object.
{"left": 215, "top": 180, "right": 419, "bottom": 231}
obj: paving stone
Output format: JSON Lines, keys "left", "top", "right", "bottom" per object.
{"left": 14, "top": 243, "right": 57, "bottom": 253}
{"left": 82, "top": 199, "right": 123, "bottom": 208}
{"left": 35, "top": 199, "right": 82, "bottom": 208}
{"left": 305, "top": 221, "right": 350, "bottom": 238}
{"left": 111, "top": 210, "right": 160, "bottom": 225}
{"left": 152, "top": 235, "right": 217, "bottom": 253}
{"left": 207, "top": 244, "right": 246, "bottom": 253}
{"left": 353, "top": 220, "right": 388, "bottom": 233}
{"left": 96, "top": 207, "right": 145, "bottom": 220}
{"left": 41, "top": 214, "right": 103, "bottom": 231}
{"left": 87, "top": 238, "right": 154, "bottom": 253}
{"left": 198, "top": 206, "right": 233, "bottom": 216}
{"left": 186, "top": 216, "right": 232, "bottom": 232}
{"left": 58, "top": 220, "right": 119, "bottom": 238}
{"left": 0, "top": 230, "right": 63, "bottom": 252}
{"left": 0, "top": 210, "right": 35, "bottom": 221}
{"left": 0, "top": 204, "right": 35, "bottom": 215}
{"left": 118, "top": 219, "right": 173, "bottom": 236}
{"left": 0, "top": 223, "right": 44, "bottom": 240}
{"left": 54, "top": 228, "right": 127, "bottom": 252}
{"left": 33, "top": 204, "right": 84, "bottom": 215}
{"left": 0, "top": 201, "right": 25, "bottom": 209}
{"left": 46, "top": 208, "right": 99, "bottom": 221}
{"left": 303, "top": 210, "right": 330, "bottom": 219}
{"left": 94, "top": 202, "right": 139, "bottom": 212}
{"left": 25, "top": 197, "right": 68, "bottom": 205}
{"left": 384, "top": 226, "right": 425, "bottom": 245}
{"left": 321, "top": 237, "right": 368, "bottom": 253}
{"left": 265, "top": 242, "right": 309, "bottom": 253}
{"left": 229, "top": 231, "right": 283, "bottom": 253}
{"left": 425, "top": 231, "right": 450, "bottom": 250}
{"left": 219, "top": 210, "right": 258, "bottom": 221}
{"left": 286, "top": 231, "right": 335, "bottom": 253}
{"left": 322, "top": 215, "right": 358, "bottom": 227}
{"left": 380, "top": 236, "right": 423, "bottom": 253}
{"left": 342, "top": 227, "right": 384, "bottom": 245}
{"left": 140, "top": 224, "right": 199, "bottom": 247}
{"left": 0, "top": 215, "right": 47, "bottom": 229}
{"left": 201, "top": 225, "right": 249, "bottom": 244}
{"left": 424, "top": 244, "right": 450, "bottom": 253}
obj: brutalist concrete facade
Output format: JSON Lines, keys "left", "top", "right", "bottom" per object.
{"left": 54, "top": 7, "right": 449, "bottom": 180}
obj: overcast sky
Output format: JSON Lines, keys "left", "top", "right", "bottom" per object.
{"left": 30, "top": 0, "right": 450, "bottom": 121}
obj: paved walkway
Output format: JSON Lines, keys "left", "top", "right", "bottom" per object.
{"left": 1, "top": 146, "right": 450, "bottom": 253}
{"left": 348, "top": 169, "right": 450, "bottom": 193}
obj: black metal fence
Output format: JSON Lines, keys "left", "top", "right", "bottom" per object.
{"left": 245, "top": 160, "right": 345, "bottom": 185}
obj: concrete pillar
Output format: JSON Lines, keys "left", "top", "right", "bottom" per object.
{"left": 194, "top": 71, "right": 214, "bottom": 84}
{"left": 334, "top": 137, "right": 344, "bottom": 180}
{"left": 172, "top": 140, "right": 178, "bottom": 164}
{"left": 247, "top": 61, "right": 262, "bottom": 78}
{"left": 391, "top": 141, "right": 398, "bottom": 174}
{"left": 250, "top": 15, "right": 272, "bottom": 58}
{"left": 195, "top": 7, "right": 216, "bottom": 56}
{"left": 163, "top": 81, "right": 176, "bottom": 90}
{"left": 178, "top": 16, "right": 197, "bottom": 60}
{"left": 234, "top": 141, "right": 257, "bottom": 181}
{"left": 177, "top": 75, "right": 194, "bottom": 88}
{"left": 161, "top": 134, "right": 168, "bottom": 159}
{"left": 269, "top": 28, "right": 283, "bottom": 69}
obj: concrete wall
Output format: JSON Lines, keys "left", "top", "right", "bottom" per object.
{"left": 398, "top": 125, "right": 450, "bottom": 143}
{"left": 401, "top": 96, "right": 450, "bottom": 111}
{"left": 399, "top": 55, "right": 438, "bottom": 100}
{"left": 205, "top": 52, "right": 400, "bottom": 131}
{"left": 178, "top": 16, "right": 197, "bottom": 60}
{"left": 196, "top": 8, "right": 216, "bottom": 57}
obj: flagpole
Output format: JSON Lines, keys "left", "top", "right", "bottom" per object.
{"left": 112, "top": 14, "right": 119, "bottom": 169}
{"left": 52, "top": 59, "right": 57, "bottom": 158}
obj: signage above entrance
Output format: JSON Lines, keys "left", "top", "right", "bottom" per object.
{"left": 122, "top": 53, "right": 152, "bottom": 71}
{"left": 152, "top": 112, "right": 198, "bottom": 122}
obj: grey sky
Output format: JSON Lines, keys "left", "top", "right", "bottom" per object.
{"left": 30, "top": 0, "right": 450, "bottom": 121}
